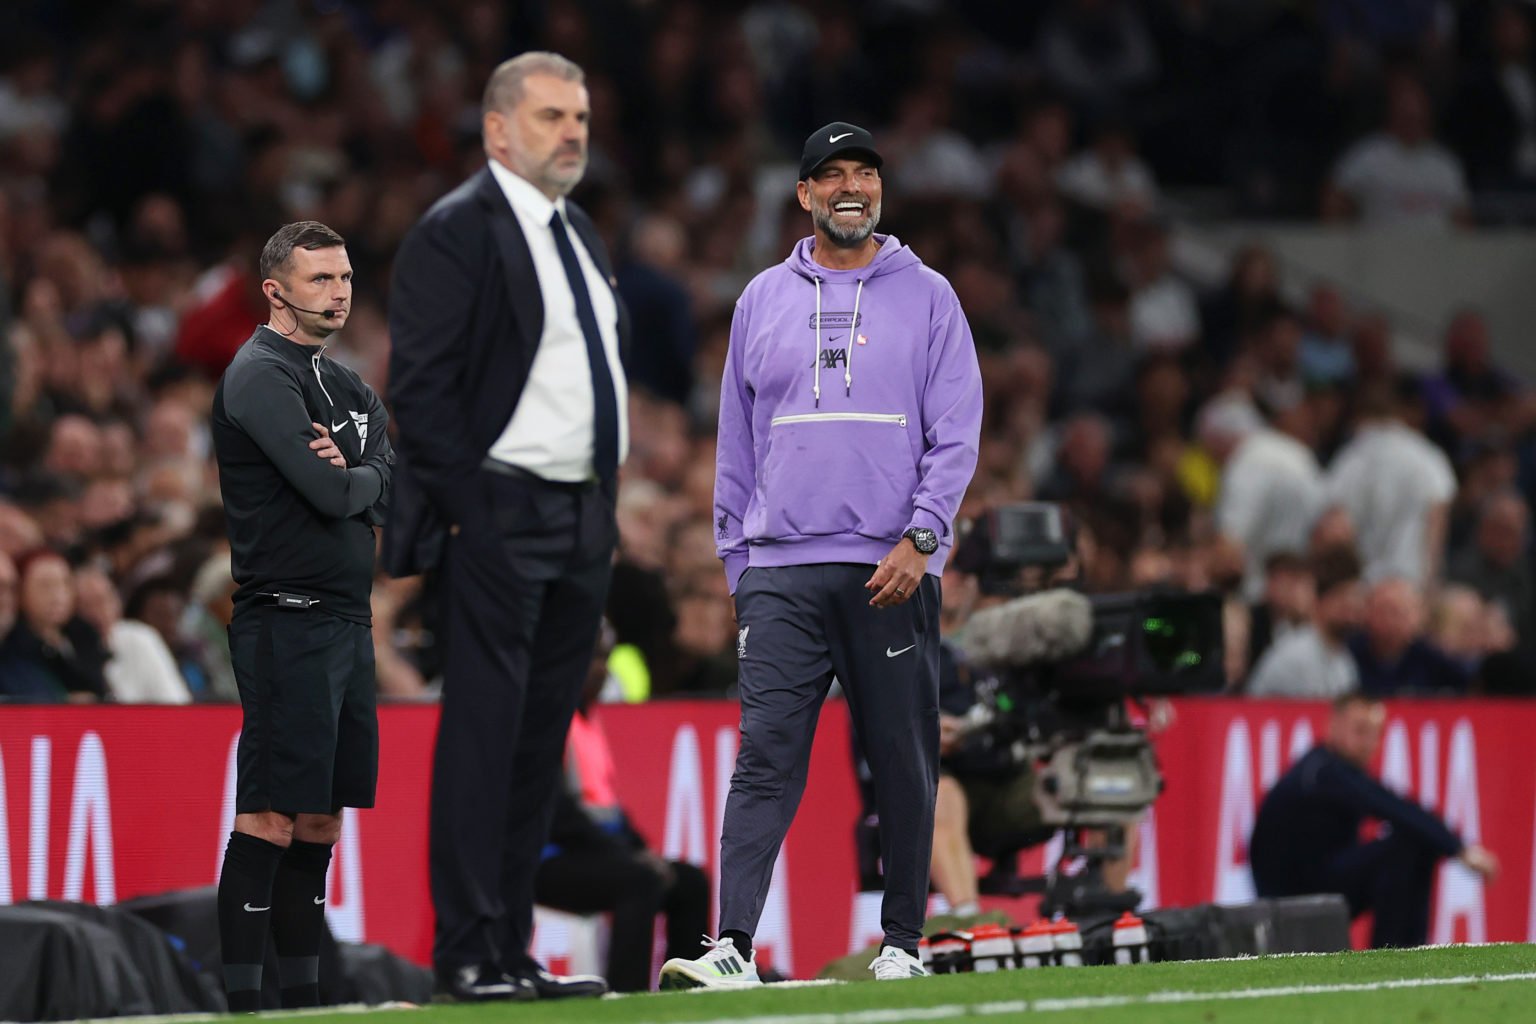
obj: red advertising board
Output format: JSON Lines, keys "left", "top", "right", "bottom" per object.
{"left": 1, "top": 698, "right": 1532, "bottom": 979}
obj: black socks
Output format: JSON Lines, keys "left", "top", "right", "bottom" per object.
{"left": 217, "top": 832, "right": 335, "bottom": 1011}
{"left": 217, "top": 831, "right": 285, "bottom": 1013}
{"left": 721, "top": 929, "right": 753, "bottom": 960}
{"left": 272, "top": 839, "right": 334, "bottom": 1008}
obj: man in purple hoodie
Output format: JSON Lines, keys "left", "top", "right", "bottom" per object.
{"left": 660, "top": 122, "right": 982, "bottom": 988}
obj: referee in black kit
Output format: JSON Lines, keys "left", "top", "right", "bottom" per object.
{"left": 211, "top": 221, "right": 394, "bottom": 1013}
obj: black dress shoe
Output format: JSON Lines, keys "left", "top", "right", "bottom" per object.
{"left": 511, "top": 968, "right": 608, "bottom": 999}
{"left": 435, "top": 963, "right": 537, "bottom": 1002}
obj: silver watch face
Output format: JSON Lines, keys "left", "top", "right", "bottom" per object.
{"left": 908, "top": 528, "right": 938, "bottom": 554}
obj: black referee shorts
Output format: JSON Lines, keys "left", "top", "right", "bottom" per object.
{"left": 229, "top": 605, "right": 378, "bottom": 815}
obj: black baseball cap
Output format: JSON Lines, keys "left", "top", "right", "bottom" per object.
{"left": 799, "top": 121, "right": 883, "bottom": 180}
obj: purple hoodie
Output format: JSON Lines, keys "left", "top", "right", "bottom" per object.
{"left": 714, "top": 234, "right": 982, "bottom": 593}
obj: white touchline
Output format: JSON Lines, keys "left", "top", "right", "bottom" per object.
{"left": 641, "top": 971, "right": 1536, "bottom": 1024}
{"left": 56, "top": 966, "right": 1536, "bottom": 1024}
{"left": 49, "top": 1002, "right": 418, "bottom": 1024}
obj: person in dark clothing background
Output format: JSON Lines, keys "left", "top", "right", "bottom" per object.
{"left": 210, "top": 220, "right": 394, "bottom": 1012}
{"left": 0, "top": 547, "right": 108, "bottom": 703}
{"left": 534, "top": 623, "right": 709, "bottom": 992}
{"left": 1347, "top": 578, "right": 1470, "bottom": 696}
{"left": 1250, "top": 694, "right": 1498, "bottom": 948}
{"left": 614, "top": 214, "right": 697, "bottom": 406}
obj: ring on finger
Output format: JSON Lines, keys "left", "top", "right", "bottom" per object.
{"left": 895, "top": 588, "right": 906, "bottom": 596}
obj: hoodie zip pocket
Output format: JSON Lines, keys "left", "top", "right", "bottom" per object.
{"left": 771, "top": 412, "right": 907, "bottom": 428}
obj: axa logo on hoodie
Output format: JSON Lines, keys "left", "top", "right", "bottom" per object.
{"left": 807, "top": 314, "right": 861, "bottom": 371}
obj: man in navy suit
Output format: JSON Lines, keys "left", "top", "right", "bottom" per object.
{"left": 386, "top": 51, "right": 626, "bottom": 1002}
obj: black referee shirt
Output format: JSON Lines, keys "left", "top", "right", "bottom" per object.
{"left": 213, "top": 326, "right": 394, "bottom": 624}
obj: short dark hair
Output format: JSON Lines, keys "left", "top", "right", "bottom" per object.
{"left": 1246, "top": 298, "right": 1297, "bottom": 338}
{"left": 1332, "top": 692, "right": 1381, "bottom": 715}
{"left": 125, "top": 574, "right": 182, "bottom": 622}
{"left": 1311, "top": 547, "right": 1362, "bottom": 597}
{"left": 259, "top": 221, "right": 345, "bottom": 282}
{"left": 1355, "top": 381, "right": 1399, "bottom": 420}
{"left": 1264, "top": 551, "right": 1310, "bottom": 577}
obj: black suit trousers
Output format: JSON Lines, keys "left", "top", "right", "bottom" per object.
{"left": 428, "top": 468, "right": 616, "bottom": 973}
{"left": 1325, "top": 831, "right": 1440, "bottom": 949}
{"left": 534, "top": 850, "right": 709, "bottom": 992}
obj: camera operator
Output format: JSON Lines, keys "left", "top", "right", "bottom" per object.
{"left": 931, "top": 499, "right": 1227, "bottom": 920}
{"left": 932, "top": 586, "right": 1049, "bottom": 916}
{"left": 933, "top": 515, "right": 1154, "bottom": 913}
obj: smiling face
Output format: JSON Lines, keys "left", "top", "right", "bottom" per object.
{"left": 798, "top": 157, "right": 883, "bottom": 249}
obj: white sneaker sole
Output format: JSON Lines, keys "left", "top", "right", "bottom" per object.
{"left": 659, "top": 958, "right": 763, "bottom": 991}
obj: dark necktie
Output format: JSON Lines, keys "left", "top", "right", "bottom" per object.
{"left": 549, "top": 208, "right": 619, "bottom": 480}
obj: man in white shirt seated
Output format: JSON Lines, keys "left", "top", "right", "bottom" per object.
{"left": 1248, "top": 548, "right": 1365, "bottom": 699}
{"left": 74, "top": 566, "right": 191, "bottom": 704}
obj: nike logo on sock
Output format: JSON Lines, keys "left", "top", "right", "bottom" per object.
{"left": 886, "top": 644, "right": 916, "bottom": 658}
{"left": 243, "top": 903, "right": 270, "bottom": 912}
{"left": 313, "top": 896, "right": 326, "bottom": 905}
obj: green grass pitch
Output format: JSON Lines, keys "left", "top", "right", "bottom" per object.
{"left": 213, "top": 945, "right": 1536, "bottom": 1024}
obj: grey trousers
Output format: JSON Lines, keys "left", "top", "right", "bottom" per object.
{"left": 719, "top": 563, "right": 941, "bottom": 950}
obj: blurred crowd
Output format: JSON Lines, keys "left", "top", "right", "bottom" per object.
{"left": 1, "top": 0, "right": 1535, "bottom": 704}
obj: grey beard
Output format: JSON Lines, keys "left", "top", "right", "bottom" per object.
{"left": 814, "top": 202, "right": 880, "bottom": 247}
{"left": 537, "top": 152, "right": 587, "bottom": 197}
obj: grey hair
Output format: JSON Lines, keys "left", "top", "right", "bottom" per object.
{"left": 482, "top": 51, "right": 585, "bottom": 116}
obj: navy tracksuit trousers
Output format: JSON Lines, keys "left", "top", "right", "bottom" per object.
{"left": 718, "top": 563, "right": 941, "bottom": 950}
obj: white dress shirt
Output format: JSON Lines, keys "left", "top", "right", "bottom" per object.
{"left": 486, "top": 159, "right": 628, "bottom": 481}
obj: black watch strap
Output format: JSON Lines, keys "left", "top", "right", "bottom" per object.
{"left": 903, "top": 526, "right": 939, "bottom": 554}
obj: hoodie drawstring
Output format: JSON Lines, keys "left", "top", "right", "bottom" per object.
{"left": 814, "top": 276, "right": 866, "bottom": 403}
{"left": 312, "top": 349, "right": 334, "bottom": 407}
{"left": 845, "top": 278, "right": 864, "bottom": 397}
{"left": 813, "top": 277, "right": 823, "bottom": 407}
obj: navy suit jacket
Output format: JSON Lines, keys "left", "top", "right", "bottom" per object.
{"left": 383, "top": 166, "right": 627, "bottom": 577}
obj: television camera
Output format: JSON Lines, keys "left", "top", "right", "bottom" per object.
{"left": 951, "top": 503, "right": 1225, "bottom": 916}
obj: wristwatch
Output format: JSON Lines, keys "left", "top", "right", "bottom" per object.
{"left": 902, "top": 526, "right": 939, "bottom": 555}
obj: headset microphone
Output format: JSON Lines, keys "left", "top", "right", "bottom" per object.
{"left": 275, "top": 291, "right": 338, "bottom": 319}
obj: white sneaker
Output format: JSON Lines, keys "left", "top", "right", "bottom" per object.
{"left": 871, "top": 945, "right": 930, "bottom": 980}
{"left": 659, "top": 935, "right": 762, "bottom": 990}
